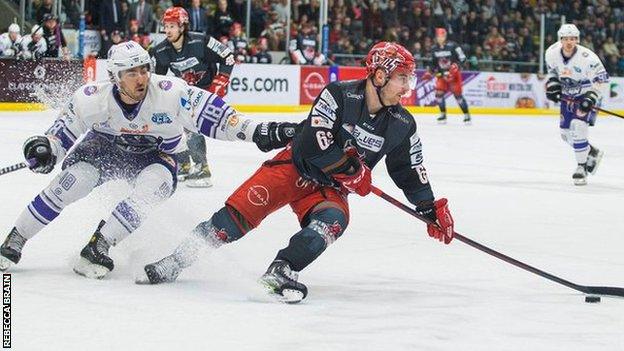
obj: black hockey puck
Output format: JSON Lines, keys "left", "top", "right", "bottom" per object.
{"left": 585, "top": 295, "right": 601, "bottom": 303}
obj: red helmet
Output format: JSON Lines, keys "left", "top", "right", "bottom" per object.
{"left": 162, "top": 7, "right": 189, "bottom": 26}
{"left": 365, "top": 42, "right": 416, "bottom": 78}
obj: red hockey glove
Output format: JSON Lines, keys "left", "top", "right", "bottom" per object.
{"left": 419, "top": 199, "right": 454, "bottom": 244}
{"left": 208, "top": 73, "right": 230, "bottom": 97}
{"left": 333, "top": 163, "right": 371, "bottom": 196}
{"left": 332, "top": 148, "right": 371, "bottom": 196}
{"left": 422, "top": 71, "right": 433, "bottom": 81}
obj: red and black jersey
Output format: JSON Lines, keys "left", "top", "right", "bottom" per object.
{"left": 431, "top": 41, "right": 466, "bottom": 73}
{"left": 151, "top": 32, "right": 235, "bottom": 89}
{"left": 292, "top": 80, "right": 434, "bottom": 206}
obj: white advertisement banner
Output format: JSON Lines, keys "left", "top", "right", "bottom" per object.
{"left": 227, "top": 64, "right": 300, "bottom": 105}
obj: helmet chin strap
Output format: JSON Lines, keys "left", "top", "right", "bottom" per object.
{"left": 370, "top": 72, "right": 391, "bottom": 108}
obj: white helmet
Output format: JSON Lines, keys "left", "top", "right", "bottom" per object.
{"left": 106, "top": 41, "right": 151, "bottom": 83}
{"left": 558, "top": 24, "right": 580, "bottom": 40}
{"left": 31, "top": 25, "right": 43, "bottom": 36}
{"left": 8, "top": 23, "right": 20, "bottom": 34}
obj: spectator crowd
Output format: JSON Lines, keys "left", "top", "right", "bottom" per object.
{"left": 3, "top": 0, "right": 624, "bottom": 75}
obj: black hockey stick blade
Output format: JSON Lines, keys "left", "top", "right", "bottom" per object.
{"left": 0, "top": 161, "right": 29, "bottom": 176}
{"left": 370, "top": 185, "right": 624, "bottom": 298}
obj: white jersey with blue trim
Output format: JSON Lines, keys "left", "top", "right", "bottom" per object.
{"left": 44, "top": 74, "right": 257, "bottom": 160}
{"left": 545, "top": 42, "right": 609, "bottom": 98}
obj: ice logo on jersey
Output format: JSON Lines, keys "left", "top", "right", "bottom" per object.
{"left": 151, "top": 113, "right": 172, "bottom": 124}
{"left": 158, "top": 80, "right": 172, "bottom": 91}
{"left": 83, "top": 85, "right": 97, "bottom": 96}
{"left": 180, "top": 97, "right": 191, "bottom": 111}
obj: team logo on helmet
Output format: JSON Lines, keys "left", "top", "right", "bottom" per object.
{"left": 366, "top": 42, "right": 416, "bottom": 77}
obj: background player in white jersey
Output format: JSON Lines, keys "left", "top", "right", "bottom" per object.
{"left": 0, "top": 41, "right": 295, "bottom": 278}
{"left": 16, "top": 25, "right": 47, "bottom": 60}
{"left": 545, "top": 24, "right": 608, "bottom": 185}
{"left": 0, "top": 24, "right": 21, "bottom": 57}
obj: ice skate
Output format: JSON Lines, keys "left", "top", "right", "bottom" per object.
{"left": 177, "top": 162, "right": 192, "bottom": 182}
{"left": 136, "top": 255, "right": 181, "bottom": 284}
{"left": 586, "top": 145, "right": 604, "bottom": 175}
{"left": 186, "top": 163, "right": 213, "bottom": 188}
{"left": 463, "top": 114, "right": 472, "bottom": 125}
{"left": 572, "top": 164, "right": 587, "bottom": 186}
{"left": 258, "top": 260, "right": 308, "bottom": 304}
{"left": 0, "top": 227, "right": 27, "bottom": 271}
{"left": 73, "top": 221, "right": 114, "bottom": 279}
{"left": 436, "top": 114, "right": 447, "bottom": 125}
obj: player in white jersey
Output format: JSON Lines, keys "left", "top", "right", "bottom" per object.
{"left": 0, "top": 41, "right": 297, "bottom": 278}
{"left": 0, "top": 23, "right": 21, "bottom": 57}
{"left": 545, "top": 24, "right": 608, "bottom": 185}
{"left": 16, "top": 25, "right": 47, "bottom": 60}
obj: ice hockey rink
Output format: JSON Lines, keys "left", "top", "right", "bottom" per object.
{"left": 0, "top": 110, "right": 622, "bottom": 350}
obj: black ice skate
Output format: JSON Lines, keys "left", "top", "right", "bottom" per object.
{"left": 185, "top": 163, "right": 213, "bottom": 188}
{"left": 136, "top": 255, "right": 181, "bottom": 284}
{"left": 258, "top": 260, "right": 308, "bottom": 304}
{"left": 463, "top": 114, "right": 472, "bottom": 125}
{"left": 73, "top": 221, "right": 114, "bottom": 279}
{"left": 0, "top": 227, "right": 27, "bottom": 271}
{"left": 573, "top": 163, "right": 587, "bottom": 186}
{"left": 177, "top": 162, "right": 192, "bottom": 182}
{"left": 436, "top": 114, "right": 447, "bottom": 125}
{"left": 586, "top": 145, "right": 604, "bottom": 175}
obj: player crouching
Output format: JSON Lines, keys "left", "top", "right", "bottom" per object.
{"left": 0, "top": 42, "right": 297, "bottom": 277}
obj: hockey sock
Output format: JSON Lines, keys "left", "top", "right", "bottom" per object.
{"left": 15, "top": 162, "right": 99, "bottom": 239}
{"left": 569, "top": 119, "right": 590, "bottom": 164}
{"left": 275, "top": 207, "right": 347, "bottom": 271}
{"left": 100, "top": 164, "right": 174, "bottom": 245}
{"left": 436, "top": 94, "right": 446, "bottom": 113}
{"left": 456, "top": 95, "right": 469, "bottom": 114}
{"left": 172, "top": 206, "right": 245, "bottom": 267}
{"left": 187, "top": 132, "right": 207, "bottom": 165}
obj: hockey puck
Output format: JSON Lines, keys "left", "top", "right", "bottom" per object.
{"left": 585, "top": 295, "right": 601, "bottom": 303}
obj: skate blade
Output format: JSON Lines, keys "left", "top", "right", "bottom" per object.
{"left": 0, "top": 256, "right": 13, "bottom": 271}
{"left": 134, "top": 270, "right": 153, "bottom": 285}
{"left": 437, "top": 120, "right": 447, "bottom": 125}
{"left": 464, "top": 119, "right": 472, "bottom": 125}
{"left": 573, "top": 178, "right": 587, "bottom": 186}
{"left": 588, "top": 151, "right": 604, "bottom": 175}
{"left": 185, "top": 179, "right": 213, "bottom": 188}
{"left": 73, "top": 257, "right": 110, "bottom": 279}
{"left": 259, "top": 280, "right": 304, "bottom": 304}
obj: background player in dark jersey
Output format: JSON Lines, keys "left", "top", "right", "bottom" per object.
{"left": 423, "top": 28, "right": 471, "bottom": 124}
{"left": 151, "top": 7, "right": 236, "bottom": 187}
{"left": 137, "top": 42, "right": 455, "bottom": 304}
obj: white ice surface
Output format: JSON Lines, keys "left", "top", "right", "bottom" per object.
{"left": 0, "top": 111, "right": 622, "bottom": 350}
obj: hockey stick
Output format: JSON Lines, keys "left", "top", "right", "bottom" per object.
{"left": 370, "top": 185, "right": 624, "bottom": 298}
{"left": 561, "top": 97, "right": 624, "bottom": 120}
{"left": 0, "top": 159, "right": 34, "bottom": 177}
{"left": 0, "top": 162, "right": 29, "bottom": 176}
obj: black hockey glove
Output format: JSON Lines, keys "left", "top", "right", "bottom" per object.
{"left": 579, "top": 90, "right": 598, "bottom": 113}
{"left": 23, "top": 136, "right": 56, "bottom": 174}
{"left": 252, "top": 122, "right": 300, "bottom": 152}
{"left": 545, "top": 77, "right": 562, "bottom": 103}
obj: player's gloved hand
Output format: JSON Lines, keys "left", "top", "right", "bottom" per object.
{"left": 422, "top": 71, "right": 433, "bottom": 81}
{"left": 449, "top": 63, "right": 459, "bottom": 75}
{"left": 332, "top": 147, "right": 371, "bottom": 196}
{"left": 579, "top": 90, "right": 598, "bottom": 113}
{"left": 545, "top": 77, "right": 562, "bottom": 103}
{"left": 417, "top": 199, "right": 454, "bottom": 244}
{"left": 207, "top": 73, "right": 230, "bottom": 98}
{"left": 252, "top": 122, "right": 300, "bottom": 152}
{"left": 23, "top": 136, "right": 56, "bottom": 174}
